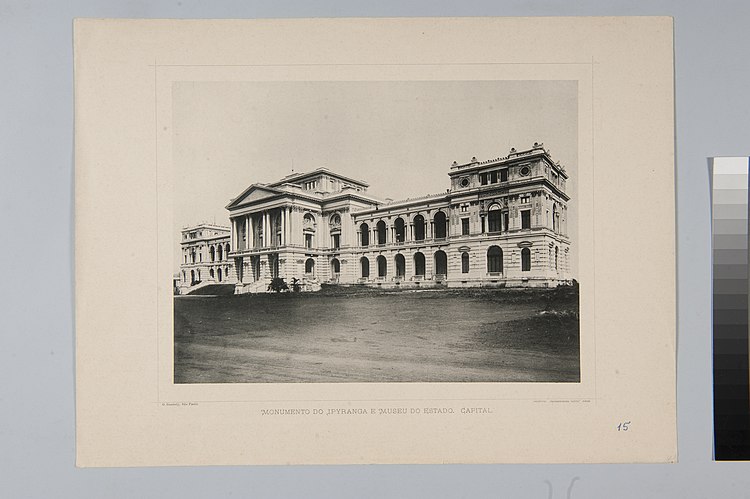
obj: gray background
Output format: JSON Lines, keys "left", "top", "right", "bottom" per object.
{"left": 0, "top": 1, "right": 744, "bottom": 497}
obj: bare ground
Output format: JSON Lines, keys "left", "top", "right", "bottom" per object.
{"left": 173, "top": 287, "right": 579, "bottom": 383}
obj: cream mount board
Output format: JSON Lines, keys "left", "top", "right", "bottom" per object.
{"left": 75, "top": 17, "right": 676, "bottom": 466}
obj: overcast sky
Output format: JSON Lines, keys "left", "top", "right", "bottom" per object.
{"left": 172, "top": 80, "right": 578, "bottom": 276}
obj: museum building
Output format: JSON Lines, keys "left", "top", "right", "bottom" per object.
{"left": 178, "top": 143, "right": 572, "bottom": 293}
{"left": 177, "top": 223, "right": 232, "bottom": 292}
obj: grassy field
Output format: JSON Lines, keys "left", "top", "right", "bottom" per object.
{"left": 173, "top": 286, "right": 579, "bottom": 383}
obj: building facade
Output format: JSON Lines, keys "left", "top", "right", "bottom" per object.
{"left": 177, "top": 223, "right": 233, "bottom": 293}
{"left": 223, "top": 143, "right": 572, "bottom": 293}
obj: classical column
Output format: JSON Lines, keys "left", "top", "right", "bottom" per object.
{"left": 409, "top": 223, "right": 413, "bottom": 241}
{"left": 341, "top": 212, "right": 348, "bottom": 247}
{"left": 429, "top": 220, "right": 434, "bottom": 239}
{"left": 262, "top": 211, "right": 268, "bottom": 247}
{"left": 290, "top": 207, "right": 297, "bottom": 246}
{"left": 243, "top": 215, "right": 249, "bottom": 251}
{"left": 285, "top": 206, "right": 291, "bottom": 246}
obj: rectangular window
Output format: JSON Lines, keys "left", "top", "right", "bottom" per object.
{"left": 305, "top": 234, "right": 313, "bottom": 248}
{"left": 488, "top": 211, "right": 501, "bottom": 232}
{"left": 521, "top": 248, "right": 531, "bottom": 271}
{"left": 490, "top": 171, "right": 498, "bottom": 184}
{"left": 500, "top": 169, "right": 508, "bottom": 182}
{"left": 480, "top": 173, "right": 488, "bottom": 185}
{"left": 461, "top": 218, "right": 470, "bottom": 236}
{"left": 461, "top": 253, "right": 470, "bottom": 273}
{"left": 333, "top": 234, "right": 340, "bottom": 249}
{"left": 503, "top": 213, "right": 509, "bottom": 232}
{"left": 460, "top": 205, "right": 468, "bottom": 212}
{"left": 521, "top": 210, "right": 531, "bottom": 229}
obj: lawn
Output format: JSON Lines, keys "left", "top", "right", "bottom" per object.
{"left": 173, "top": 286, "right": 580, "bottom": 383}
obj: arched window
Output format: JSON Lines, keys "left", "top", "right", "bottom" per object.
{"left": 521, "top": 248, "right": 531, "bottom": 271}
{"left": 395, "top": 254, "right": 406, "bottom": 277}
{"left": 413, "top": 214, "right": 425, "bottom": 241}
{"left": 182, "top": 270, "right": 186, "bottom": 282}
{"left": 303, "top": 213, "right": 316, "bottom": 249}
{"left": 488, "top": 204, "right": 502, "bottom": 232}
{"left": 225, "top": 243, "right": 230, "bottom": 256}
{"left": 360, "top": 257, "right": 370, "bottom": 278}
{"left": 331, "top": 258, "right": 341, "bottom": 275}
{"left": 217, "top": 245, "right": 223, "bottom": 261}
{"left": 434, "top": 250, "right": 447, "bottom": 277}
{"left": 461, "top": 252, "right": 470, "bottom": 274}
{"left": 434, "top": 211, "right": 447, "bottom": 239}
{"left": 487, "top": 246, "right": 503, "bottom": 273}
{"left": 413, "top": 252, "right": 426, "bottom": 277}
{"left": 377, "top": 255, "right": 387, "bottom": 277}
{"left": 209, "top": 268, "right": 215, "bottom": 279}
{"left": 360, "top": 223, "right": 370, "bottom": 247}
{"left": 209, "top": 246, "right": 215, "bottom": 262}
{"left": 305, "top": 258, "right": 315, "bottom": 275}
{"left": 330, "top": 214, "right": 341, "bottom": 249}
{"left": 217, "top": 268, "right": 222, "bottom": 282}
{"left": 376, "top": 220, "right": 387, "bottom": 245}
{"left": 394, "top": 217, "right": 405, "bottom": 243}
{"left": 190, "top": 270, "right": 195, "bottom": 284}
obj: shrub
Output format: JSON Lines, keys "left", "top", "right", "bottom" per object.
{"left": 267, "top": 277, "right": 289, "bottom": 293}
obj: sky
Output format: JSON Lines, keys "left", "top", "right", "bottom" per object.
{"left": 172, "top": 80, "right": 578, "bottom": 276}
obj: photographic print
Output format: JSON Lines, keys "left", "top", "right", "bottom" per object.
{"left": 172, "top": 80, "right": 579, "bottom": 384}
{"left": 76, "top": 17, "right": 676, "bottom": 466}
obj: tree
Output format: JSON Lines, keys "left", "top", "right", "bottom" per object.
{"left": 267, "top": 277, "right": 289, "bottom": 293}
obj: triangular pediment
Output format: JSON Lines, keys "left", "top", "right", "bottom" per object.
{"left": 227, "top": 184, "right": 281, "bottom": 209}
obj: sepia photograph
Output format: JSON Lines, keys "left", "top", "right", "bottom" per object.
{"left": 172, "top": 80, "right": 580, "bottom": 384}
{"left": 75, "top": 17, "right": 678, "bottom": 467}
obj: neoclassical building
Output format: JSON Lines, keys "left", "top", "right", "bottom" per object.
{"left": 222, "top": 142, "right": 572, "bottom": 293}
{"left": 177, "top": 223, "right": 233, "bottom": 293}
